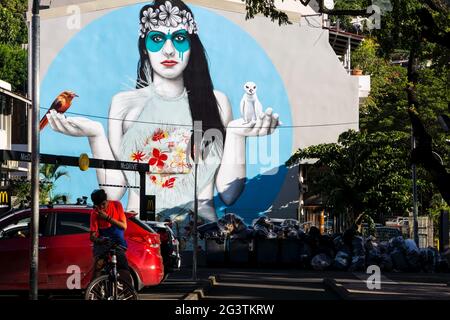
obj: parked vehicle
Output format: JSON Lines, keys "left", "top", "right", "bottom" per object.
{"left": 144, "top": 221, "right": 181, "bottom": 279}
{"left": 385, "top": 217, "right": 409, "bottom": 233}
{"left": 0, "top": 205, "right": 164, "bottom": 291}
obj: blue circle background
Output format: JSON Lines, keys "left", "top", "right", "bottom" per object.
{"left": 40, "top": 4, "right": 293, "bottom": 222}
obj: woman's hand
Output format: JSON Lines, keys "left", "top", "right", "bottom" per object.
{"left": 226, "top": 108, "right": 280, "bottom": 137}
{"left": 46, "top": 109, "right": 104, "bottom": 138}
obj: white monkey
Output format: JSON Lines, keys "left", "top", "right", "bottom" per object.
{"left": 240, "top": 81, "right": 263, "bottom": 124}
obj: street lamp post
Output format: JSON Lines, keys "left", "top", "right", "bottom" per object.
{"left": 192, "top": 161, "right": 198, "bottom": 281}
{"left": 30, "top": 0, "right": 41, "bottom": 300}
{"left": 432, "top": 151, "right": 444, "bottom": 206}
{"left": 431, "top": 151, "right": 448, "bottom": 251}
{"left": 411, "top": 133, "right": 419, "bottom": 247}
{"left": 191, "top": 125, "right": 202, "bottom": 281}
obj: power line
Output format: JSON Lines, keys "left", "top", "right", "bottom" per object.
{"left": 40, "top": 107, "right": 358, "bottom": 129}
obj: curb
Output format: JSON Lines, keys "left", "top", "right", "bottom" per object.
{"left": 323, "top": 278, "right": 350, "bottom": 300}
{"left": 183, "top": 275, "right": 219, "bottom": 300}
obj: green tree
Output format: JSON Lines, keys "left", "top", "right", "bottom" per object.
{"left": 247, "top": 0, "right": 450, "bottom": 226}
{"left": 353, "top": 1, "right": 450, "bottom": 211}
{"left": 351, "top": 38, "right": 410, "bottom": 133}
{"left": 9, "top": 163, "right": 70, "bottom": 207}
{"left": 287, "top": 130, "right": 412, "bottom": 227}
{"left": 0, "top": 43, "right": 27, "bottom": 92}
{"left": 39, "top": 164, "right": 70, "bottom": 204}
{"left": 10, "top": 178, "right": 50, "bottom": 207}
{"left": 0, "top": 0, "right": 28, "bottom": 93}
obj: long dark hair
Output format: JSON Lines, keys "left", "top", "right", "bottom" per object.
{"left": 136, "top": 0, "right": 226, "bottom": 150}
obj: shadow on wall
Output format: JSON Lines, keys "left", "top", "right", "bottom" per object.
{"left": 214, "top": 165, "right": 296, "bottom": 223}
{"left": 265, "top": 164, "right": 300, "bottom": 220}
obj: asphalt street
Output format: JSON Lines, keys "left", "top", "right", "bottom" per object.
{"left": 0, "top": 268, "right": 449, "bottom": 300}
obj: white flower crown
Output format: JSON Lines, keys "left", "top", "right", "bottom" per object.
{"left": 139, "top": 1, "right": 198, "bottom": 38}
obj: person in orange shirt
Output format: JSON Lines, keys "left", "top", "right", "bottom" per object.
{"left": 90, "top": 189, "right": 131, "bottom": 285}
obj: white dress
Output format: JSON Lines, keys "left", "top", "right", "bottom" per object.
{"left": 119, "top": 83, "right": 223, "bottom": 223}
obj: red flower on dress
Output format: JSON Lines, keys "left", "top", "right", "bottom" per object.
{"left": 152, "top": 129, "right": 168, "bottom": 142}
{"left": 148, "top": 148, "right": 168, "bottom": 169}
{"left": 162, "top": 177, "right": 176, "bottom": 189}
{"left": 131, "top": 151, "right": 145, "bottom": 162}
{"left": 150, "top": 175, "right": 157, "bottom": 183}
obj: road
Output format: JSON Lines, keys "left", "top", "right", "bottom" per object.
{"left": 0, "top": 268, "right": 449, "bottom": 300}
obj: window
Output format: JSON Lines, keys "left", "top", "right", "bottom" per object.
{"left": 55, "top": 212, "right": 90, "bottom": 235}
{"left": 0, "top": 213, "right": 50, "bottom": 239}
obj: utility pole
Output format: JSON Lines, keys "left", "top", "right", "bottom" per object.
{"left": 411, "top": 133, "right": 419, "bottom": 246}
{"left": 29, "top": 0, "right": 41, "bottom": 300}
{"left": 192, "top": 161, "right": 198, "bottom": 281}
{"left": 191, "top": 123, "right": 202, "bottom": 281}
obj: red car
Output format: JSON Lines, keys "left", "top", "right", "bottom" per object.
{"left": 0, "top": 205, "right": 164, "bottom": 291}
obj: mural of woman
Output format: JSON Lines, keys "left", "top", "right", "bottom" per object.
{"left": 45, "top": 0, "right": 280, "bottom": 223}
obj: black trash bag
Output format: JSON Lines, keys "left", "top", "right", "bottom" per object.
{"left": 333, "top": 235, "right": 352, "bottom": 256}
{"left": 365, "top": 237, "right": 381, "bottom": 266}
{"left": 348, "top": 236, "right": 366, "bottom": 271}
{"left": 343, "top": 227, "right": 357, "bottom": 248}
{"left": 378, "top": 241, "right": 390, "bottom": 254}
{"left": 299, "top": 241, "right": 313, "bottom": 267}
{"left": 253, "top": 227, "right": 277, "bottom": 239}
{"left": 379, "top": 253, "right": 393, "bottom": 272}
{"left": 274, "top": 225, "right": 285, "bottom": 239}
{"left": 352, "top": 236, "right": 366, "bottom": 256}
{"left": 281, "top": 219, "right": 300, "bottom": 228}
{"left": 318, "top": 235, "right": 336, "bottom": 257}
{"left": 333, "top": 251, "right": 351, "bottom": 270}
{"left": 349, "top": 255, "right": 366, "bottom": 272}
{"left": 436, "top": 249, "right": 450, "bottom": 273}
{"left": 420, "top": 247, "right": 438, "bottom": 273}
{"left": 231, "top": 227, "right": 253, "bottom": 240}
{"left": 308, "top": 226, "right": 321, "bottom": 239}
{"left": 218, "top": 213, "right": 248, "bottom": 237}
{"left": 285, "top": 230, "right": 299, "bottom": 239}
{"left": 297, "top": 229, "right": 306, "bottom": 240}
{"left": 198, "top": 222, "right": 226, "bottom": 240}
{"left": 305, "top": 226, "right": 321, "bottom": 256}
{"left": 390, "top": 249, "right": 409, "bottom": 271}
{"left": 387, "top": 236, "right": 409, "bottom": 271}
{"left": 252, "top": 216, "right": 277, "bottom": 239}
{"left": 280, "top": 219, "right": 301, "bottom": 239}
{"left": 442, "top": 247, "right": 450, "bottom": 269}
{"left": 252, "top": 216, "right": 272, "bottom": 228}
{"left": 311, "top": 253, "right": 332, "bottom": 271}
{"left": 404, "top": 239, "right": 421, "bottom": 271}
{"left": 389, "top": 236, "right": 406, "bottom": 252}
{"left": 252, "top": 216, "right": 276, "bottom": 239}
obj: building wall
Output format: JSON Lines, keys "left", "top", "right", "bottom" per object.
{"left": 37, "top": 0, "right": 359, "bottom": 223}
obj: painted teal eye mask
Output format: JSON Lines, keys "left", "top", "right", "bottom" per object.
{"left": 146, "top": 30, "right": 191, "bottom": 54}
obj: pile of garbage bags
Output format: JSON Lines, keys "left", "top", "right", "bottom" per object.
{"left": 199, "top": 214, "right": 307, "bottom": 242}
{"left": 198, "top": 213, "right": 252, "bottom": 243}
{"left": 252, "top": 217, "right": 305, "bottom": 240}
{"left": 309, "top": 232, "right": 447, "bottom": 273}
{"left": 198, "top": 214, "right": 449, "bottom": 273}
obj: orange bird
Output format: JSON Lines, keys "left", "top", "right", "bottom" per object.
{"left": 39, "top": 91, "right": 78, "bottom": 131}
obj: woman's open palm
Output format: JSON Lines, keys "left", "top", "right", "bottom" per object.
{"left": 46, "top": 109, "right": 104, "bottom": 137}
{"left": 227, "top": 108, "right": 280, "bottom": 137}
